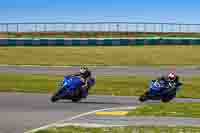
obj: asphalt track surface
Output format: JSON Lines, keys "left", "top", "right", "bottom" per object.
{"left": 1, "top": 66, "right": 200, "bottom": 133}
{"left": 1, "top": 93, "right": 200, "bottom": 133}
{"left": 0, "top": 93, "right": 139, "bottom": 133}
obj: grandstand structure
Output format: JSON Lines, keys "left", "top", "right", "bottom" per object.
{"left": 1, "top": 22, "right": 200, "bottom": 38}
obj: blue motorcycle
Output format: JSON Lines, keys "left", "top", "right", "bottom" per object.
{"left": 139, "top": 80, "right": 182, "bottom": 103}
{"left": 51, "top": 75, "right": 95, "bottom": 103}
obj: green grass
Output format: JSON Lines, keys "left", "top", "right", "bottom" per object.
{"left": 1, "top": 72, "right": 200, "bottom": 98}
{"left": 128, "top": 103, "right": 200, "bottom": 118}
{"left": 0, "top": 73, "right": 61, "bottom": 93}
{"left": 0, "top": 73, "right": 151, "bottom": 95}
{"left": 1, "top": 46, "right": 200, "bottom": 66}
{"left": 35, "top": 126, "right": 200, "bottom": 133}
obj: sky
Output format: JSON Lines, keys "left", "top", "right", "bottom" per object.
{"left": 0, "top": 0, "right": 200, "bottom": 24}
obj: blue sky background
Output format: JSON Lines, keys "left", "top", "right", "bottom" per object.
{"left": 0, "top": 0, "right": 199, "bottom": 23}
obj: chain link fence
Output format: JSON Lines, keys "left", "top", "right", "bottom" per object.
{"left": 0, "top": 22, "right": 200, "bottom": 33}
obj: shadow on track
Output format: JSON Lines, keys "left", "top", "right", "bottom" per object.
{"left": 56, "top": 100, "right": 139, "bottom": 105}
{"left": 58, "top": 101, "right": 123, "bottom": 105}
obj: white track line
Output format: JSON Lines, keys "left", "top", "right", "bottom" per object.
{"left": 1, "top": 64, "right": 199, "bottom": 70}
{"left": 24, "top": 106, "right": 137, "bottom": 133}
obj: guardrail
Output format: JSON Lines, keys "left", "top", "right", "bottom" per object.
{"left": 1, "top": 37, "right": 200, "bottom": 46}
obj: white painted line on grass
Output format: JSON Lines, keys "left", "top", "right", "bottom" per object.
{"left": 24, "top": 106, "right": 137, "bottom": 133}
{"left": 55, "top": 123, "right": 128, "bottom": 128}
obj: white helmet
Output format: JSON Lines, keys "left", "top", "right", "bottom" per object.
{"left": 167, "top": 72, "right": 176, "bottom": 81}
{"left": 80, "top": 66, "right": 88, "bottom": 74}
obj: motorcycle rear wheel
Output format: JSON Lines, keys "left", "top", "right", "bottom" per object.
{"left": 71, "top": 97, "right": 81, "bottom": 102}
{"left": 71, "top": 89, "right": 82, "bottom": 103}
{"left": 161, "top": 94, "right": 175, "bottom": 103}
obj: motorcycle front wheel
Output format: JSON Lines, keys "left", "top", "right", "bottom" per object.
{"left": 139, "top": 94, "right": 148, "bottom": 102}
{"left": 51, "top": 95, "right": 60, "bottom": 102}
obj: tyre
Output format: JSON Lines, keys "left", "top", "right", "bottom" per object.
{"left": 139, "top": 94, "right": 148, "bottom": 102}
{"left": 161, "top": 94, "right": 175, "bottom": 103}
{"left": 71, "top": 90, "right": 82, "bottom": 103}
{"left": 51, "top": 95, "right": 60, "bottom": 102}
{"left": 71, "top": 97, "right": 81, "bottom": 103}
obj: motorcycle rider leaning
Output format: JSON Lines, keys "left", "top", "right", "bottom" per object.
{"left": 139, "top": 72, "right": 182, "bottom": 102}
{"left": 72, "top": 66, "right": 92, "bottom": 98}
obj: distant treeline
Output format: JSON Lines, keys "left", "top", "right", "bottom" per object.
{"left": 1, "top": 32, "right": 200, "bottom": 38}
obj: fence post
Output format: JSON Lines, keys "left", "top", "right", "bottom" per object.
{"left": 44, "top": 24, "right": 47, "bottom": 32}
{"left": 161, "top": 23, "right": 164, "bottom": 32}
{"left": 188, "top": 24, "right": 191, "bottom": 32}
{"left": 64, "top": 24, "right": 66, "bottom": 32}
{"left": 144, "top": 23, "right": 146, "bottom": 32}
{"left": 34, "top": 24, "right": 37, "bottom": 32}
{"left": 6, "top": 24, "right": 9, "bottom": 32}
{"left": 108, "top": 23, "right": 111, "bottom": 32}
{"left": 116, "top": 23, "right": 119, "bottom": 32}
{"left": 17, "top": 24, "right": 19, "bottom": 32}
{"left": 153, "top": 23, "right": 156, "bottom": 32}
{"left": 136, "top": 24, "right": 138, "bottom": 32}
{"left": 179, "top": 24, "right": 181, "bottom": 32}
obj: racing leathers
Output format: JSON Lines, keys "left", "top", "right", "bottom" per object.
{"left": 156, "top": 75, "right": 181, "bottom": 93}
{"left": 72, "top": 70, "right": 92, "bottom": 98}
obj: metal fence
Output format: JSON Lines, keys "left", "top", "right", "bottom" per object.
{"left": 1, "top": 22, "right": 200, "bottom": 33}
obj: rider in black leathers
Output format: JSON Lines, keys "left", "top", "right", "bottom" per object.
{"left": 71, "top": 66, "right": 92, "bottom": 98}
{"left": 157, "top": 72, "right": 181, "bottom": 92}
